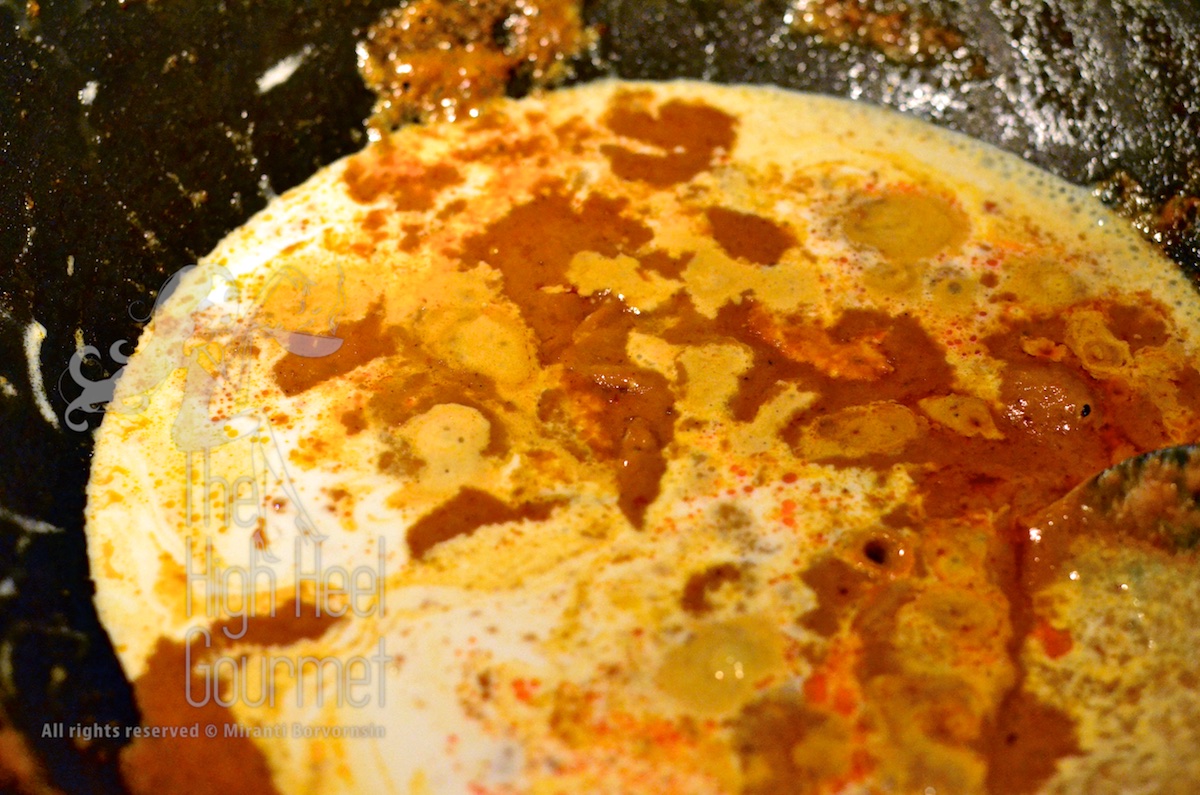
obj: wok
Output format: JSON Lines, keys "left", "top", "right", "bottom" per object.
{"left": 1, "top": 0, "right": 1198, "bottom": 792}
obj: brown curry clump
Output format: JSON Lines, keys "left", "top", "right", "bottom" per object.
{"left": 799, "top": 556, "right": 874, "bottom": 636}
{"left": 458, "top": 184, "right": 676, "bottom": 527}
{"left": 601, "top": 94, "right": 738, "bottom": 187}
{"left": 273, "top": 300, "right": 396, "bottom": 397}
{"left": 343, "top": 153, "right": 463, "bottom": 210}
{"left": 366, "top": 327, "right": 514, "bottom": 461}
{"left": 681, "top": 562, "right": 742, "bottom": 615}
{"left": 122, "top": 603, "right": 342, "bottom": 795}
{"left": 558, "top": 298, "right": 677, "bottom": 528}
{"left": 357, "top": 0, "right": 589, "bottom": 129}
{"left": 406, "top": 487, "right": 562, "bottom": 559}
{"left": 978, "top": 687, "right": 1082, "bottom": 795}
{"left": 458, "top": 181, "right": 654, "bottom": 364}
{"left": 735, "top": 693, "right": 857, "bottom": 795}
{"left": 705, "top": 206, "right": 797, "bottom": 266}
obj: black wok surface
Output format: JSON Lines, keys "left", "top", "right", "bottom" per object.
{"left": 1, "top": 0, "right": 1198, "bottom": 791}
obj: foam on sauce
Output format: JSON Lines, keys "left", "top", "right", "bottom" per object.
{"left": 86, "top": 80, "right": 1200, "bottom": 795}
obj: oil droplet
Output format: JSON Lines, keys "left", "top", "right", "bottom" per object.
{"left": 844, "top": 190, "right": 969, "bottom": 262}
{"left": 656, "top": 616, "right": 785, "bottom": 716}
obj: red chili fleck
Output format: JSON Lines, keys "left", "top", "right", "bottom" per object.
{"left": 1034, "top": 620, "right": 1074, "bottom": 659}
